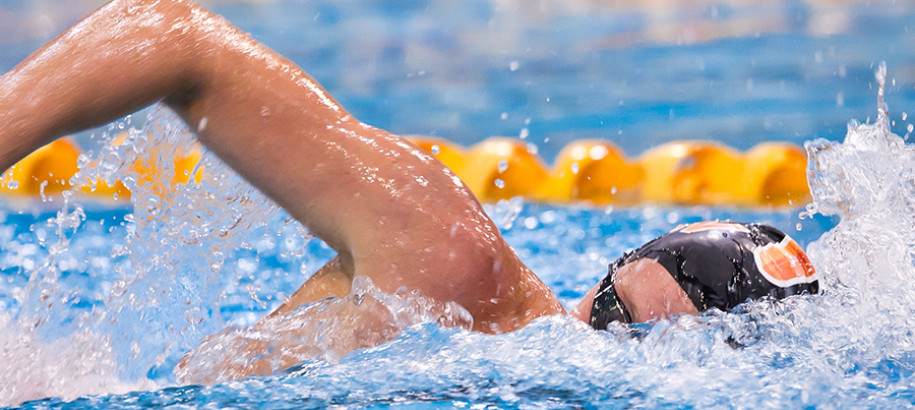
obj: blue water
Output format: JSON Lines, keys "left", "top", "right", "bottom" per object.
{"left": 0, "top": 0, "right": 914, "bottom": 408}
{"left": 0, "top": 199, "right": 838, "bottom": 408}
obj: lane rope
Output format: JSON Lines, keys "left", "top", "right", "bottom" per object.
{"left": 0, "top": 135, "right": 810, "bottom": 207}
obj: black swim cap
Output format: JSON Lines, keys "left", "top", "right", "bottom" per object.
{"left": 590, "top": 221, "right": 818, "bottom": 330}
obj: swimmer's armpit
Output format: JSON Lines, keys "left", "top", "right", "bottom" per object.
{"left": 269, "top": 256, "right": 354, "bottom": 318}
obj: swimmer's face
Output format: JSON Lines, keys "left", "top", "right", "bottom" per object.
{"left": 571, "top": 221, "right": 818, "bottom": 327}
{"left": 570, "top": 258, "right": 698, "bottom": 324}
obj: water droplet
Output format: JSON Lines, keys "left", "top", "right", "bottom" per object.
{"left": 667, "top": 211, "right": 679, "bottom": 224}
{"left": 498, "top": 160, "right": 509, "bottom": 173}
{"left": 494, "top": 179, "right": 506, "bottom": 189}
{"left": 519, "top": 128, "right": 529, "bottom": 139}
{"left": 796, "top": 223, "right": 803, "bottom": 231}
{"left": 509, "top": 61, "right": 520, "bottom": 71}
{"left": 431, "top": 145, "right": 441, "bottom": 155}
{"left": 908, "top": 124, "right": 914, "bottom": 133}
{"left": 570, "top": 163, "right": 579, "bottom": 175}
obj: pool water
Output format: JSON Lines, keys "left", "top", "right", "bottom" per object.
{"left": 0, "top": 0, "right": 914, "bottom": 408}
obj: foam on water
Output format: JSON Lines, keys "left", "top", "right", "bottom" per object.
{"left": 3, "top": 67, "right": 915, "bottom": 406}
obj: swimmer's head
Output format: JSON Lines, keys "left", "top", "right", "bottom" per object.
{"left": 580, "top": 221, "right": 819, "bottom": 329}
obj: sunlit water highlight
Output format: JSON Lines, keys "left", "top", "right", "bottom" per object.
{"left": 1, "top": 80, "right": 915, "bottom": 407}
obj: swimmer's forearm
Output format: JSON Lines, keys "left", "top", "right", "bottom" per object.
{"left": 3, "top": 0, "right": 367, "bottom": 249}
{"left": 0, "top": 0, "right": 203, "bottom": 170}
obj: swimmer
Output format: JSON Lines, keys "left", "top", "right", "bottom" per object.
{"left": 0, "top": 0, "right": 818, "bottom": 379}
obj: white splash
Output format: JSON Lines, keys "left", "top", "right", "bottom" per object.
{"left": 0, "top": 313, "right": 155, "bottom": 405}
{"left": 804, "top": 62, "right": 915, "bottom": 299}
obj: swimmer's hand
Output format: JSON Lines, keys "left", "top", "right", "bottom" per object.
{"left": 175, "top": 294, "right": 399, "bottom": 385}
{"left": 175, "top": 277, "right": 473, "bottom": 385}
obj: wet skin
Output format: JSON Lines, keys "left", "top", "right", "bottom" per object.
{"left": 569, "top": 258, "right": 698, "bottom": 324}
{"left": 0, "top": 0, "right": 696, "bottom": 379}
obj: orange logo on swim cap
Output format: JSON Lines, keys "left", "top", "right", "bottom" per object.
{"left": 753, "top": 236, "right": 817, "bottom": 287}
{"left": 676, "top": 221, "right": 750, "bottom": 234}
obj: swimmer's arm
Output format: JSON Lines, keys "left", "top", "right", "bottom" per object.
{"left": 0, "top": 0, "right": 564, "bottom": 330}
{"left": 0, "top": 0, "right": 366, "bottom": 258}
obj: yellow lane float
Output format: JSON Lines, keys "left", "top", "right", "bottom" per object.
{"left": 407, "top": 136, "right": 466, "bottom": 173}
{"left": 742, "top": 142, "right": 810, "bottom": 206}
{"left": 0, "top": 135, "right": 811, "bottom": 208}
{"left": 535, "top": 140, "right": 643, "bottom": 204}
{"left": 131, "top": 144, "right": 204, "bottom": 197}
{"left": 459, "top": 138, "right": 550, "bottom": 201}
{"left": 97, "top": 133, "right": 204, "bottom": 200}
{"left": 639, "top": 141, "right": 745, "bottom": 206}
{"left": 79, "top": 178, "right": 132, "bottom": 200}
{"left": 0, "top": 139, "right": 81, "bottom": 196}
